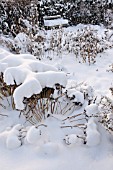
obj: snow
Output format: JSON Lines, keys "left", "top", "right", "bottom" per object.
{"left": 14, "top": 33, "right": 31, "bottom": 53}
{"left": 6, "top": 126, "right": 21, "bottom": 149}
{"left": 28, "top": 61, "right": 57, "bottom": 72}
{"left": 35, "top": 71, "right": 67, "bottom": 88}
{"left": 85, "top": 104, "right": 99, "bottom": 116}
{"left": 86, "top": 118, "right": 101, "bottom": 146}
{"left": 44, "top": 18, "right": 68, "bottom": 27}
{"left": 13, "top": 76, "right": 42, "bottom": 110}
{"left": 86, "top": 118, "right": 98, "bottom": 130}
{"left": 6, "top": 133, "right": 21, "bottom": 150}
{"left": 64, "top": 134, "right": 82, "bottom": 145}
{"left": 66, "top": 89, "right": 84, "bottom": 104}
{"left": 4, "top": 66, "right": 28, "bottom": 85}
{"left": 1, "top": 24, "right": 113, "bottom": 170}
{"left": 107, "top": 113, "right": 113, "bottom": 120}
{"left": 26, "top": 126, "right": 41, "bottom": 144}
{"left": 0, "top": 50, "right": 67, "bottom": 110}
{"left": 86, "top": 130, "right": 101, "bottom": 146}
{"left": 79, "top": 84, "right": 94, "bottom": 100}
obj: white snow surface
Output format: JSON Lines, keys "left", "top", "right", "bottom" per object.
{"left": 65, "top": 134, "right": 82, "bottom": 145}
{"left": 86, "top": 118, "right": 101, "bottom": 146}
{"left": 6, "top": 133, "right": 21, "bottom": 150}
{"left": 85, "top": 104, "right": 99, "bottom": 116}
{"left": 1, "top": 25, "right": 113, "bottom": 170}
{"left": 26, "top": 126, "right": 41, "bottom": 144}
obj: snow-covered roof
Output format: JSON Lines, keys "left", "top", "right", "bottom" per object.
{"left": 44, "top": 18, "right": 69, "bottom": 27}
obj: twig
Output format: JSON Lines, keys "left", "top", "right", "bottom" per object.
{"left": 35, "top": 124, "right": 47, "bottom": 128}
{"left": 61, "top": 124, "right": 86, "bottom": 129}
{"left": 0, "top": 113, "right": 8, "bottom": 117}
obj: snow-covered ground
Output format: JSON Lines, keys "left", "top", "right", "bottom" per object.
{"left": 1, "top": 25, "right": 113, "bottom": 170}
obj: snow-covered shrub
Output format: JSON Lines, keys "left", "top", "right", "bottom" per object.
{"left": 62, "top": 104, "right": 101, "bottom": 147}
{"left": 0, "top": 26, "right": 46, "bottom": 58}
{"left": 0, "top": 49, "right": 97, "bottom": 124}
{"left": 1, "top": 25, "right": 113, "bottom": 64}
{"left": 44, "top": 27, "right": 64, "bottom": 58}
{"left": 66, "top": 81, "right": 94, "bottom": 106}
{"left": 98, "top": 96, "right": 113, "bottom": 133}
{"left": 62, "top": 27, "right": 111, "bottom": 64}
{"left": 14, "top": 33, "right": 31, "bottom": 54}
{"left": 78, "top": 27, "right": 98, "bottom": 64}
{"left": 0, "top": 36, "right": 14, "bottom": 52}
{"left": 0, "top": 49, "right": 68, "bottom": 123}
{"left": 44, "top": 26, "right": 113, "bottom": 64}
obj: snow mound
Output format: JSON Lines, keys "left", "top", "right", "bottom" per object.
{"left": 39, "top": 142, "right": 60, "bottom": 156}
{"left": 0, "top": 48, "right": 10, "bottom": 59}
{"left": 86, "top": 118, "right": 98, "bottom": 130}
{"left": 12, "top": 124, "right": 23, "bottom": 131}
{"left": 6, "top": 134, "right": 21, "bottom": 149}
{"left": 26, "top": 126, "right": 41, "bottom": 144}
{"left": 4, "top": 66, "right": 28, "bottom": 85}
{"left": 86, "top": 118, "right": 101, "bottom": 146}
{"left": 0, "top": 130, "right": 9, "bottom": 146}
{"left": 85, "top": 104, "right": 99, "bottom": 116}
{"left": 86, "top": 130, "right": 101, "bottom": 147}
{"left": 6, "top": 127, "right": 21, "bottom": 149}
{"left": 29, "top": 61, "right": 57, "bottom": 73}
{"left": 36, "top": 71, "right": 67, "bottom": 89}
{"left": 64, "top": 134, "right": 82, "bottom": 145}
